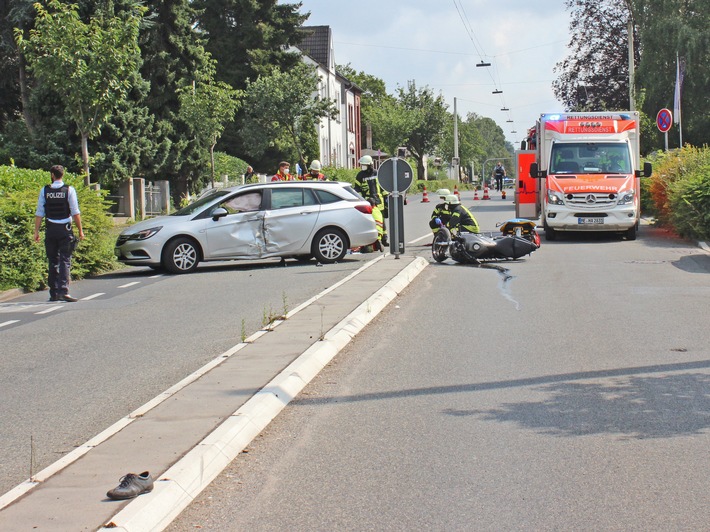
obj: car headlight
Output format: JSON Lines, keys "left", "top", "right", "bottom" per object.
{"left": 617, "top": 190, "right": 635, "bottom": 205}
{"left": 127, "top": 226, "right": 162, "bottom": 240}
{"left": 547, "top": 190, "right": 564, "bottom": 205}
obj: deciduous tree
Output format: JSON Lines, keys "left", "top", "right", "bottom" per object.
{"left": 177, "top": 60, "right": 242, "bottom": 186}
{"left": 16, "top": 0, "right": 145, "bottom": 185}
{"left": 241, "top": 62, "right": 337, "bottom": 169}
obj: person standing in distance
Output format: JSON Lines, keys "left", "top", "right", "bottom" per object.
{"left": 493, "top": 162, "right": 506, "bottom": 192}
{"left": 34, "top": 165, "right": 84, "bottom": 302}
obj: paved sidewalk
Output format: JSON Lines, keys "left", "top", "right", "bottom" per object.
{"left": 0, "top": 254, "right": 427, "bottom": 531}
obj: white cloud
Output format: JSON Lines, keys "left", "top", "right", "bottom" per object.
{"left": 288, "top": 0, "right": 573, "bottom": 147}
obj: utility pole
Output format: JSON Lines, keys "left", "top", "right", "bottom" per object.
{"left": 453, "top": 97, "right": 459, "bottom": 182}
{"left": 625, "top": 0, "right": 635, "bottom": 111}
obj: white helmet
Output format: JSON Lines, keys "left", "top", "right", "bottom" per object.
{"left": 309, "top": 160, "right": 321, "bottom": 171}
{"left": 445, "top": 194, "right": 460, "bottom": 205}
{"left": 435, "top": 188, "right": 451, "bottom": 198}
{"left": 358, "top": 155, "right": 373, "bottom": 166}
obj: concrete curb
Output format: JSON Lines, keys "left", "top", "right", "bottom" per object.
{"left": 0, "top": 288, "right": 24, "bottom": 303}
{"left": 0, "top": 257, "right": 388, "bottom": 512}
{"left": 100, "top": 256, "right": 429, "bottom": 531}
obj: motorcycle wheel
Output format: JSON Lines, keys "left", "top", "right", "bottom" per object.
{"left": 432, "top": 231, "right": 449, "bottom": 263}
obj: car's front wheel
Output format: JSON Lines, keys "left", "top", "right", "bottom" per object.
{"left": 163, "top": 237, "right": 201, "bottom": 274}
{"left": 312, "top": 228, "right": 348, "bottom": 263}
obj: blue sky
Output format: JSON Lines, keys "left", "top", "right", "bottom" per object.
{"left": 287, "top": 0, "right": 572, "bottom": 147}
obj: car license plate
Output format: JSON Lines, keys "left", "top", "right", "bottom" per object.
{"left": 578, "top": 217, "right": 604, "bottom": 224}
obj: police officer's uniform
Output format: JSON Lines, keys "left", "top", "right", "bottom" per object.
{"left": 493, "top": 164, "right": 506, "bottom": 191}
{"left": 36, "top": 181, "right": 80, "bottom": 301}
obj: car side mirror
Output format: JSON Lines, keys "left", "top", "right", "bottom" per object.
{"left": 644, "top": 161, "right": 652, "bottom": 177}
{"left": 211, "top": 207, "right": 228, "bottom": 221}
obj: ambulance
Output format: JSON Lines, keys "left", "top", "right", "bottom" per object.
{"left": 516, "top": 112, "right": 652, "bottom": 241}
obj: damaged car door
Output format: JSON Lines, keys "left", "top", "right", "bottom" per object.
{"left": 263, "top": 187, "right": 320, "bottom": 255}
{"left": 203, "top": 190, "right": 266, "bottom": 259}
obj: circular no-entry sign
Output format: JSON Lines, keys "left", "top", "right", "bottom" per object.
{"left": 656, "top": 108, "right": 672, "bottom": 133}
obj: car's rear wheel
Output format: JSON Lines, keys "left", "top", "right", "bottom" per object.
{"left": 163, "top": 237, "right": 200, "bottom": 274}
{"left": 312, "top": 228, "right": 348, "bottom": 263}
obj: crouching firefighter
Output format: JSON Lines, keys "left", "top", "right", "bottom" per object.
{"left": 444, "top": 194, "right": 480, "bottom": 234}
{"left": 428, "top": 189, "right": 453, "bottom": 234}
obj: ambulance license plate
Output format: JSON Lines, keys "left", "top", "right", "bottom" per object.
{"left": 578, "top": 217, "right": 604, "bottom": 224}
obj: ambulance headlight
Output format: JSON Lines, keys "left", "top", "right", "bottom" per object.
{"left": 617, "top": 190, "right": 635, "bottom": 205}
{"left": 547, "top": 190, "right": 564, "bottom": 205}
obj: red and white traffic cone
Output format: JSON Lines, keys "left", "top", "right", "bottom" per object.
{"left": 454, "top": 185, "right": 460, "bottom": 199}
{"left": 473, "top": 188, "right": 480, "bottom": 200}
{"left": 501, "top": 189, "right": 507, "bottom": 200}
{"left": 421, "top": 185, "right": 430, "bottom": 203}
{"left": 482, "top": 184, "right": 491, "bottom": 200}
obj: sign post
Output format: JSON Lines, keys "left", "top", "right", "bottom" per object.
{"left": 656, "top": 108, "right": 672, "bottom": 151}
{"left": 377, "top": 157, "right": 413, "bottom": 259}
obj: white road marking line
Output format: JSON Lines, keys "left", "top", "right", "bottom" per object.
{"left": 0, "top": 320, "right": 20, "bottom": 328}
{"left": 36, "top": 306, "right": 63, "bottom": 315}
{"left": 149, "top": 274, "right": 163, "bottom": 279}
{"left": 118, "top": 282, "right": 140, "bottom": 288}
{"left": 81, "top": 293, "right": 104, "bottom": 301}
{"left": 409, "top": 232, "right": 434, "bottom": 244}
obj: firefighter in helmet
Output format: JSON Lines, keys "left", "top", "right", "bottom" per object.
{"left": 306, "top": 160, "right": 327, "bottom": 181}
{"left": 428, "top": 188, "right": 453, "bottom": 234}
{"left": 445, "top": 194, "right": 480, "bottom": 234}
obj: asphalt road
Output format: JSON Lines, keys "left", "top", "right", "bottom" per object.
{"left": 169, "top": 194, "right": 710, "bottom": 530}
{"left": 0, "top": 197, "right": 431, "bottom": 497}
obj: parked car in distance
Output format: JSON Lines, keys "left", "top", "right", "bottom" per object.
{"left": 115, "top": 181, "right": 379, "bottom": 273}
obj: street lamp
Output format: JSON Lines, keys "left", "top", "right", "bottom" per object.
{"left": 477, "top": 60, "right": 491, "bottom": 67}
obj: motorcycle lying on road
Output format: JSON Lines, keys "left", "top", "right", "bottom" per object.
{"left": 432, "top": 218, "right": 540, "bottom": 264}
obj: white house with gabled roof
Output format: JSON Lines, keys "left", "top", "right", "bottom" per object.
{"left": 296, "top": 25, "right": 362, "bottom": 169}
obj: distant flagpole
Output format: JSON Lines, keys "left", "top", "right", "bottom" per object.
{"left": 673, "top": 52, "right": 684, "bottom": 147}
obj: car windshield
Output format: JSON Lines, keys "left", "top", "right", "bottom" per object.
{"left": 171, "top": 189, "right": 232, "bottom": 216}
{"left": 550, "top": 143, "right": 632, "bottom": 174}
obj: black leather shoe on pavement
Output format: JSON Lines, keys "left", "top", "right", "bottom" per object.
{"left": 59, "top": 294, "right": 78, "bottom": 302}
{"left": 106, "top": 471, "right": 154, "bottom": 500}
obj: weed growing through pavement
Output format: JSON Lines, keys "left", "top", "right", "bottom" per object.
{"left": 282, "top": 291, "right": 289, "bottom": 318}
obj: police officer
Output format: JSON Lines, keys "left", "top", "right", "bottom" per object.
{"left": 34, "top": 165, "right": 84, "bottom": 302}
{"left": 493, "top": 162, "right": 506, "bottom": 192}
{"left": 444, "top": 194, "right": 480, "bottom": 234}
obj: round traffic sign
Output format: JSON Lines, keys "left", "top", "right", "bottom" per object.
{"left": 376, "top": 157, "right": 413, "bottom": 193}
{"left": 656, "top": 108, "right": 672, "bottom": 133}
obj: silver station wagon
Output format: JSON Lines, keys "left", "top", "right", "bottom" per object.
{"left": 115, "top": 181, "right": 379, "bottom": 273}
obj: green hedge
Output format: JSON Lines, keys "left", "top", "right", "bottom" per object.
{"left": 0, "top": 166, "right": 118, "bottom": 292}
{"left": 648, "top": 146, "right": 710, "bottom": 241}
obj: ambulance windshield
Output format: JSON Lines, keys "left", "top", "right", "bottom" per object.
{"left": 550, "top": 143, "right": 632, "bottom": 175}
